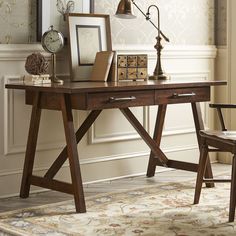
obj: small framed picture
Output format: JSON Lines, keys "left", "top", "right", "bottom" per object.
{"left": 67, "top": 13, "right": 112, "bottom": 81}
{"left": 37, "top": 0, "right": 94, "bottom": 41}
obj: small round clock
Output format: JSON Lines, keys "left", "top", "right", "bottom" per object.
{"left": 41, "top": 26, "right": 64, "bottom": 83}
{"left": 42, "top": 25, "right": 64, "bottom": 54}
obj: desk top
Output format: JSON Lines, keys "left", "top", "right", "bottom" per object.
{"left": 5, "top": 79, "right": 227, "bottom": 94}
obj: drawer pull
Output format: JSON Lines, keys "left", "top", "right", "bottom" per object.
{"left": 172, "top": 92, "right": 196, "bottom": 98}
{"left": 109, "top": 96, "right": 136, "bottom": 102}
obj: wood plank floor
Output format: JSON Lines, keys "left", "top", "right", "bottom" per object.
{"left": 0, "top": 163, "right": 231, "bottom": 213}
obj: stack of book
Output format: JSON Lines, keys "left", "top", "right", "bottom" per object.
{"left": 23, "top": 74, "right": 51, "bottom": 84}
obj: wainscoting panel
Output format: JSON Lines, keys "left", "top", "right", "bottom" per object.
{"left": 3, "top": 76, "right": 66, "bottom": 155}
{"left": 0, "top": 44, "right": 216, "bottom": 197}
{"left": 89, "top": 107, "right": 148, "bottom": 144}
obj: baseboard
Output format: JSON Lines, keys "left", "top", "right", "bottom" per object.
{"left": 0, "top": 147, "right": 199, "bottom": 198}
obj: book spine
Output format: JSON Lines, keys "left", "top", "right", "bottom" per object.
{"left": 108, "top": 51, "right": 117, "bottom": 82}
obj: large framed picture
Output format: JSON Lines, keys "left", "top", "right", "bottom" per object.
{"left": 37, "top": 0, "right": 94, "bottom": 41}
{"left": 67, "top": 13, "right": 112, "bottom": 81}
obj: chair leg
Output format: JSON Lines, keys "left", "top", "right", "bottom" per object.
{"left": 194, "top": 142, "right": 208, "bottom": 204}
{"left": 229, "top": 154, "right": 236, "bottom": 222}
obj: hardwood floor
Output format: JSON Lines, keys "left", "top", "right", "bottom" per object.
{"left": 0, "top": 163, "right": 231, "bottom": 213}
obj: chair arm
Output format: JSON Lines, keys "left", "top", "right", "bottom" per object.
{"left": 210, "top": 103, "right": 236, "bottom": 109}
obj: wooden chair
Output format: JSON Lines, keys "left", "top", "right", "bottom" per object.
{"left": 194, "top": 103, "right": 236, "bottom": 222}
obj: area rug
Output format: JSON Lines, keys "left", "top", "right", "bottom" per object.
{"left": 0, "top": 181, "right": 235, "bottom": 236}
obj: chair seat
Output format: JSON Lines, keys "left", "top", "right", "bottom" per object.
{"left": 200, "top": 130, "right": 236, "bottom": 142}
{"left": 195, "top": 103, "right": 236, "bottom": 222}
{"left": 195, "top": 129, "right": 236, "bottom": 222}
{"left": 200, "top": 130, "right": 236, "bottom": 153}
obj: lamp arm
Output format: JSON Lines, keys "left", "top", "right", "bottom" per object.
{"left": 131, "top": 0, "right": 169, "bottom": 42}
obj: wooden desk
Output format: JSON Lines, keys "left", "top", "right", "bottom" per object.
{"left": 5, "top": 80, "right": 226, "bottom": 213}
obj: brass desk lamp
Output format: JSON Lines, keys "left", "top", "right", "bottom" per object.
{"left": 116, "top": 0, "right": 170, "bottom": 80}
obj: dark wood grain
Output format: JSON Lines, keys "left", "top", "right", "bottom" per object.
{"left": 210, "top": 103, "right": 236, "bottom": 109}
{"left": 147, "top": 105, "right": 167, "bottom": 177}
{"left": 155, "top": 87, "right": 210, "bottom": 104}
{"left": 203, "top": 178, "right": 231, "bottom": 183}
{"left": 5, "top": 80, "right": 227, "bottom": 94}
{"left": 194, "top": 130, "right": 236, "bottom": 222}
{"left": 31, "top": 175, "right": 73, "bottom": 194}
{"left": 194, "top": 141, "right": 208, "bottom": 204}
{"left": 60, "top": 94, "right": 86, "bottom": 213}
{"left": 191, "top": 102, "right": 214, "bottom": 188}
{"left": 20, "top": 92, "right": 42, "bottom": 198}
{"left": 230, "top": 155, "right": 236, "bottom": 222}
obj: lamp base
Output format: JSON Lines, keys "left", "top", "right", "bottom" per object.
{"left": 51, "top": 76, "right": 64, "bottom": 84}
{"left": 148, "top": 73, "right": 170, "bottom": 80}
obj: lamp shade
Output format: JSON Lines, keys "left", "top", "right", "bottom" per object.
{"left": 115, "top": 0, "right": 136, "bottom": 19}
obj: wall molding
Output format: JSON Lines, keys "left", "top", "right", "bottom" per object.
{"left": 80, "top": 144, "right": 199, "bottom": 165}
{"left": 0, "top": 142, "right": 198, "bottom": 179}
{"left": 0, "top": 142, "right": 199, "bottom": 199}
{"left": 0, "top": 142, "right": 198, "bottom": 177}
{"left": 0, "top": 44, "right": 217, "bottom": 60}
{"left": 114, "top": 44, "right": 217, "bottom": 59}
{"left": 0, "top": 44, "right": 47, "bottom": 61}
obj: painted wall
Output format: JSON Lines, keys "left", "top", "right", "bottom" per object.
{"left": 0, "top": 0, "right": 228, "bottom": 46}
{"left": 0, "top": 0, "right": 36, "bottom": 43}
{"left": 0, "top": 0, "right": 216, "bottom": 45}
{"left": 0, "top": 0, "right": 229, "bottom": 46}
{"left": 215, "top": 0, "right": 227, "bottom": 46}
{"left": 95, "top": 0, "right": 215, "bottom": 45}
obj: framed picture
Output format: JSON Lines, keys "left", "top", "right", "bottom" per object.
{"left": 67, "top": 13, "right": 112, "bottom": 81}
{"left": 37, "top": 0, "right": 95, "bottom": 41}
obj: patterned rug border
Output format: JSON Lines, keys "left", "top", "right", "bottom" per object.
{"left": 0, "top": 181, "right": 199, "bottom": 236}
{"left": 0, "top": 170, "right": 233, "bottom": 236}
{"left": 0, "top": 179, "right": 195, "bottom": 218}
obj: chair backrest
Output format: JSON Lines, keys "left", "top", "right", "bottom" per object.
{"left": 209, "top": 103, "right": 236, "bottom": 131}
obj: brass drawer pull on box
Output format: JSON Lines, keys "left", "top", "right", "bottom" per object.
{"left": 109, "top": 96, "right": 136, "bottom": 102}
{"left": 172, "top": 92, "right": 196, "bottom": 98}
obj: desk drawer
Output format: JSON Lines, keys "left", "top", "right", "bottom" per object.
{"left": 86, "top": 90, "right": 155, "bottom": 110}
{"left": 155, "top": 87, "right": 210, "bottom": 104}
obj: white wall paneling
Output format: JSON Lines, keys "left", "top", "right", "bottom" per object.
{"left": 88, "top": 107, "right": 148, "bottom": 144}
{"left": 3, "top": 76, "right": 66, "bottom": 155}
{"left": 0, "top": 44, "right": 216, "bottom": 197}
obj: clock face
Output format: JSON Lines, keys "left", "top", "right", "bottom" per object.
{"left": 42, "top": 30, "right": 64, "bottom": 53}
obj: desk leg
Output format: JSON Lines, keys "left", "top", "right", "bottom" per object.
{"left": 60, "top": 94, "right": 86, "bottom": 213}
{"left": 146, "top": 105, "right": 167, "bottom": 177}
{"left": 20, "top": 92, "right": 42, "bottom": 198}
{"left": 191, "top": 102, "right": 214, "bottom": 188}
